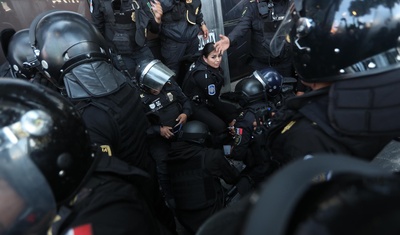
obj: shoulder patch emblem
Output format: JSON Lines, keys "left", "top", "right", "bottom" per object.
{"left": 100, "top": 145, "right": 112, "bottom": 157}
{"left": 281, "top": 121, "right": 296, "bottom": 134}
{"left": 208, "top": 84, "right": 216, "bottom": 95}
{"left": 234, "top": 128, "right": 243, "bottom": 145}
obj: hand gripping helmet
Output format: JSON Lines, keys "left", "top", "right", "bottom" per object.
{"left": 177, "top": 120, "right": 210, "bottom": 144}
{"left": 271, "top": 0, "right": 400, "bottom": 82}
{"left": 29, "top": 10, "right": 110, "bottom": 88}
{"left": 135, "top": 59, "right": 176, "bottom": 91}
{"left": 6, "top": 29, "right": 40, "bottom": 80}
{"left": 234, "top": 77, "right": 266, "bottom": 106}
{"left": 251, "top": 67, "right": 284, "bottom": 97}
{"left": 0, "top": 78, "right": 94, "bottom": 234}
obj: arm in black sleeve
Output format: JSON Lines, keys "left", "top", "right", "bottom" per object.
{"left": 172, "top": 80, "right": 193, "bottom": 117}
{"left": 228, "top": 1, "right": 256, "bottom": 46}
{"left": 90, "top": 0, "right": 106, "bottom": 35}
{"left": 81, "top": 105, "right": 119, "bottom": 156}
{"left": 205, "top": 149, "right": 239, "bottom": 185}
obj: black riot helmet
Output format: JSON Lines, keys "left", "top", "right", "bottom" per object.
{"left": 177, "top": 120, "right": 210, "bottom": 144}
{"left": 271, "top": 0, "right": 400, "bottom": 82}
{"left": 29, "top": 10, "right": 110, "bottom": 88}
{"left": 197, "top": 154, "right": 400, "bottom": 235}
{"left": 234, "top": 77, "right": 265, "bottom": 107}
{"left": 0, "top": 78, "right": 94, "bottom": 206}
{"left": 251, "top": 67, "right": 284, "bottom": 97}
{"left": 6, "top": 29, "right": 40, "bottom": 80}
{"left": 135, "top": 59, "right": 176, "bottom": 91}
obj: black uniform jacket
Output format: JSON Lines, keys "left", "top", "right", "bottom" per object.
{"left": 231, "top": 102, "right": 267, "bottom": 161}
{"left": 160, "top": 0, "right": 203, "bottom": 42}
{"left": 227, "top": 0, "right": 291, "bottom": 63}
{"left": 91, "top": 0, "right": 160, "bottom": 51}
{"left": 54, "top": 156, "right": 173, "bottom": 235}
{"left": 79, "top": 87, "right": 154, "bottom": 176}
{"left": 266, "top": 87, "right": 393, "bottom": 166}
{"left": 168, "top": 141, "right": 239, "bottom": 185}
{"left": 140, "top": 80, "right": 192, "bottom": 136}
{"left": 183, "top": 57, "right": 238, "bottom": 123}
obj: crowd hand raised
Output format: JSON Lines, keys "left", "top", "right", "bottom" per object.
{"left": 160, "top": 126, "right": 174, "bottom": 139}
{"left": 214, "top": 34, "right": 230, "bottom": 54}
{"left": 151, "top": 0, "right": 163, "bottom": 24}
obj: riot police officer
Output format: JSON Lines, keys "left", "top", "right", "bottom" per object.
{"left": 167, "top": 120, "right": 239, "bottom": 234}
{"left": 90, "top": 0, "right": 163, "bottom": 77}
{"left": 0, "top": 78, "right": 176, "bottom": 235}
{"left": 136, "top": 59, "right": 192, "bottom": 204}
{"left": 264, "top": 0, "right": 400, "bottom": 168}
{"left": 215, "top": 0, "right": 293, "bottom": 77}
{"left": 159, "top": 0, "right": 208, "bottom": 83}
{"left": 182, "top": 43, "right": 239, "bottom": 148}
{"left": 229, "top": 67, "right": 283, "bottom": 193}
{"left": 0, "top": 78, "right": 93, "bottom": 235}
{"left": 29, "top": 10, "right": 177, "bottom": 233}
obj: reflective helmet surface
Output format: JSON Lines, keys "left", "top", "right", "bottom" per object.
{"left": 289, "top": 0, "right": 400, "bottom": 82}
{"left": 252, "top": 67, "right": 284, "bottom": 97}
{"left": 29, "top": 10, "right": 110, "bottom": 88}
{"left": 6, "top": 29, "right": 39, "bottom": 80}
{"left": 0, "top": 78, "right": 94, "bottom": 205}
{"left": 234, "top": 77, "right": 265, "bottom": 106}
{"left": 135, "top": 59, "right": 176, "bottom": 91}
{"left": 178, "top": 120, "right": 210, "bottom": 144}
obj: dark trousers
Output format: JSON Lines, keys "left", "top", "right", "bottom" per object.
{"left": 149, "top": 137, "right": 174, "bottom": 200}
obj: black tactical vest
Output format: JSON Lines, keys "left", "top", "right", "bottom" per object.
{"left": 76, "top": 83, "right": 151, "bottom": 169}
{"left": 139, "top": 86, "right": 182, "bottom": 127}
{"left": 168, "top": 150, "right": 220, "bottom": 210}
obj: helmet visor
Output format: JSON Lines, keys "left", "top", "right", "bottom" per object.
{"left": 138, "top": 60, "right": 175, "bottom": 91}
{"left": 0, "top": 111, "right": 56, "bottom": 235}
{"left": 270, "top": 1, "right": 297, "bottom": 57}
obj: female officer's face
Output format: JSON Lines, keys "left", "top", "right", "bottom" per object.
{"left": 203, "top": 50, "right": 222, "bottom": 69}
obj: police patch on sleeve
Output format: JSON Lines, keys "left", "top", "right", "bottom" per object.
{"left": 234, "top": 128, "right": 243, "bottom": 145}
{"left": 208, "top": 84, "right": 216, "bottom": 95}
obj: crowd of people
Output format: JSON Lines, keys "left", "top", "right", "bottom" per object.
{"left": 2, "top": 0, "right": 400, "bottom": 235}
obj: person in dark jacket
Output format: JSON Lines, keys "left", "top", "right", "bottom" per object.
{"left": 0, "top": 28, "right": 59, "bottom": 90}
{"left": 29, "top": 10, "right": 177, "bottom": 233}
{"left": 229, "top": 68, "right": 284, "bottom": 193}
{"left": 136, "top": 59, "right": 192, "bottom": 204}
{"left": 159, "top": 0, "right": 208, "bottom": 83}
{"left": 90, "top": 0, "right": 163, "bottom": 77}
{"left": 214, "top": 0, "right": 293, "bottom": 77}
{"left": 167, "top": 120, "right": 239, "bottom": 234}
{"left": 182, "top": 42, "right": 239, "bottom": 147}
{"left": 0, "top": 78, "right": 173, "bottom": 235}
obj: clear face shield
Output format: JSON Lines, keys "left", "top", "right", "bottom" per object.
{"left": 0, "top": 108, "right": 56, "bottom": 235}
{"left": 137, "top": 59, "right": 176, "bottom": 91}
{"left": 270, "top": 0, "right": 301, "bottom": 57}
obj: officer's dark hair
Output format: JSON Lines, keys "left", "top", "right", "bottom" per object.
{"left": 202, "top": 42, "right": 216, "bottom": 57}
